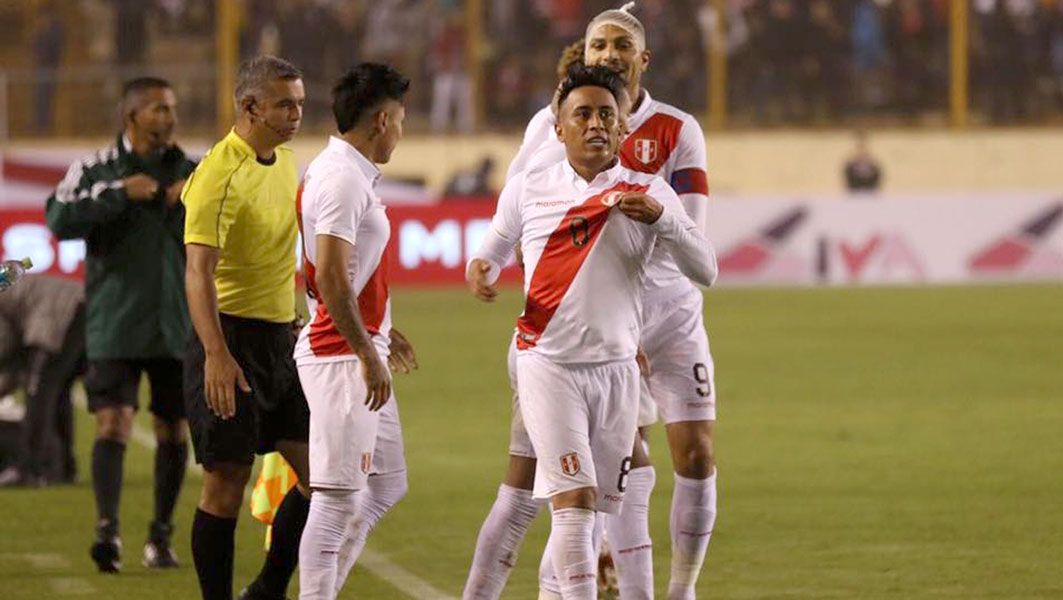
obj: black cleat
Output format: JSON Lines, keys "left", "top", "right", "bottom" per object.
{"left": 237, "top": 580, "right": 292, "bottom": 600}
{"left": 143, "top": 521, "right": 179, "bottom": 569}
{"left": 90, "top": 522, "right": 122, "bottom": 574}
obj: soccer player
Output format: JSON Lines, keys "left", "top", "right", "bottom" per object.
{"left": 467, "top": 65, "right": 717, "bottom": 600}
{"left": 462, "top": 39, "right": 587, "bottom": 600}
{"left": 45, "top": 76, "right": 196, "bottom": 572}
{"left": 295, "top": 62, "right": 417, "bottom": 600}
{"left": 182, "top": 56, "right": 310, "bottom": 600}
{"left": 512, "top": 5, "right": 720, "bottom": 598}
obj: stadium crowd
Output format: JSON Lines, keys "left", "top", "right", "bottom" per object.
{"left": 6, "top": 0, "right": 1063, "bottom": 138}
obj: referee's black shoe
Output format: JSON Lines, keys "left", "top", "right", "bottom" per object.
{"left": 90, "top": 520, "right": 122, "bottom": 574}
{"left": 143, "top": 521, "right": 179, "bottom": 569}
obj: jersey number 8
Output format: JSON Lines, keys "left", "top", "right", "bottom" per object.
{"left": 569, "top": 216, "right": 590, "bottom": 247}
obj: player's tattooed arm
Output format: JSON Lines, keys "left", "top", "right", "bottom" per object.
{"left": 315, "top": 233, "right": 392, "bottom": 411}
{"left": 387, "top": 328, "right": 419, "bottom": 374}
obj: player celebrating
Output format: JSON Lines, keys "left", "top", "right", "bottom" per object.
{"left": 295, "top": 63, "right": 417, "bottom": 600}
{"left": 512, "top": 5, "right": 720, "bottom": 598}
{"left": 467, "top": 65, "right": 717, "bottom": 600}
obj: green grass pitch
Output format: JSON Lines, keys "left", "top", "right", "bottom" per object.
{"left": 1, "top": 285, "right": 1061, "bottom": 599}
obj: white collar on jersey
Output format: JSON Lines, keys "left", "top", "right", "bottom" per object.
{"left": 627, "top": 88, "right": 653, "bottom": 128}
{"left": 562, "top": 156, "right": 623, "bottom": 191}
{"left": 328, "top": 135, "right": 381, "bottom": 188}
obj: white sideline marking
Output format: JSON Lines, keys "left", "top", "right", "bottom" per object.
{"left": 76, "top": 390, "right": 450, "bottom": 599}
{"left": 359, "top": 549, "right": 458, "bottom": 600}
{"left": 0, "top": 554, "right": 97, "bottom": 595}
{"left": 48, "top": 577, "right": 97, "bottom": 595}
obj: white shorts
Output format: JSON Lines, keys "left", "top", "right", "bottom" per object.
{"left": 506, "top": 336, "right": 537, "bottom": 459}
{"left": 637, "top": 377, "right": 659, "bottom": 428}
{"left": 516, "top": 352, "right": 640, "bottom": 515}
{"left": 298, "top": 359, "right": 406, "bottom": 491}
{"left": 641, "top": 288, "right": 717, "bottom": 423}
{"left": 509, "top": 336, "right": 656, "bottom": 454}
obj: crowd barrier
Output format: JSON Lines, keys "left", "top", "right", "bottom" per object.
{"left": 2, "top": 195, "right": 1061, "bottom": 287}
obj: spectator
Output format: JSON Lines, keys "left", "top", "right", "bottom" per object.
{"left": 852, "top": 0, "right": 888, "bottom": 113}
{"left": 32, "top": 2, "right": 64, "bottom": 133}
{"left": 0, "top": 275, "right": 85, "bottom": 488}
{"left": 430, "top": 9, "right": 474, "bottom": 133}
{"left": 444, "top": 157, "right": 496, "bottom": 197}
{"left": 115, "top": 0, "right": 150, "bottom": 65}
{"left": 844, "top": 130, "right": 883, "bottom": 193}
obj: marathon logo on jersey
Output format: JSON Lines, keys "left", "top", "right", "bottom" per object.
{"left": 633, "top": 139, "right": 658, "bottom": 165}
{"left": 560, "top": 452, "right": 581, "bottom": 476}
{"left": 360, "top": 452, "right": 372, "bottom": 474}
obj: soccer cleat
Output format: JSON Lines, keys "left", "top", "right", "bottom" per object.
{"left": 142, "top": 521, "right": 179, "bottom": 569}
{"left": 237, "top": 580, "right": 292, "bottom": 600}
{"left": 0, "top": 466, "right": 47, "bottom": 488}
{"left": 90, "top": 522, "right": 122, "bottom": 574}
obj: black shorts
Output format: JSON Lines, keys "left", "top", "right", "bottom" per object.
{"left": 184, "top": 314, "right": 309, "bottom": 467}
{"left": 84, "top": 357, "right": 185, "bottom": 423}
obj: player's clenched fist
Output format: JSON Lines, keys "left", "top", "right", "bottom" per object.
{"left": 466, "top": 258, "right": 498, "bottom": 302}
{"left": 617, "top": 191, "right": 664, "bottom": 224}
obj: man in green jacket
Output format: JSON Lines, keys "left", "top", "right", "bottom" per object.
{"left": 46, "top": 76, "right": 197, "bottom": 573}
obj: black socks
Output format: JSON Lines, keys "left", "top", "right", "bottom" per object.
{"left": 192, "top": 508, "right": 237, "bottom": 600}
{"left": 153, "top": 441, "right": 189, "bottom": 528}
{"left": 91, "top": 438, "right": 126, "bottom": 526}
{"left": 254, "top": 487, "right": 311, "bottom": 596}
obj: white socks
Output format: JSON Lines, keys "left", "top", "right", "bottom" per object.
{"left": 606, "top": 466, "right": 656, "bottom": 599}
{"left": 462, "top": 484, "right": 542, "bottom": 600}
{"left": 539, "top": 510, "right": 604, "bottom": 597}
{"left": 668, "top": 472, "right": 717, "bottom": 600}
{"left": 332, "top": 470, "right": 409, "bottom": 593}
{"left": 298, "top": 489, "right": 359, "bottom": 600}
{"left": 549, "top": 508, "right": 598, "bottom": 600}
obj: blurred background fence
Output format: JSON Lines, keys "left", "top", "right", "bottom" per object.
{"left": 3, "top": 0, "right": 1063, "bottom": 139}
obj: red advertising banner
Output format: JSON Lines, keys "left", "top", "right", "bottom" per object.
{"left": 5, "top": 195, "right": 1061, "bottom": 287}
{"left": 0, "top": 201, "right": 522, "bottom": 286}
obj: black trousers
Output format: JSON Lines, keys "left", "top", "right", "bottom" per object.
{"left": 20, "top": 305, "right": 85, "bottom": 481}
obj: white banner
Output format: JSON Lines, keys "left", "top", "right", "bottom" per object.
{"left": 706, "top": 194, "right": 1063, "bottom": 286}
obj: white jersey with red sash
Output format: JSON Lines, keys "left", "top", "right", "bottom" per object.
{"left": 506, "top": 90, "right": 710, "bottom": 302}
{"left": 475, "top": 158, "right": 715, "bottom": 365}
{"left": 294, "top": 136, "right": 392, "bottom": 364}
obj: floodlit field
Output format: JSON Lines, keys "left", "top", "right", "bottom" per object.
{"left": 2, "top": 285, "right": 1061, "bottom": 599}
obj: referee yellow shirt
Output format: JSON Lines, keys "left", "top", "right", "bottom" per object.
{"left": 182, "top": 129, "right": 298, "bottom": 323}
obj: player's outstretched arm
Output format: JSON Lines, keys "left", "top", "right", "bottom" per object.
{"left": 467, "top": 175, "right": 524, "bottom": 301}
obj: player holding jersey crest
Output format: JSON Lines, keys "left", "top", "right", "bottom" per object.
{"left": 467, "top": 65, "right": 717, "bottom": 600}
{"left": 470, "top": 3, "right": 720, "bottom": 599}
{"left": 295, "top": 63, "right": 418, "bottom": 600}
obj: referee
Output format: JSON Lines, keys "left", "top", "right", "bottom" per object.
{"left": 182, "top": 56, "right": 310, "bottom": 600}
